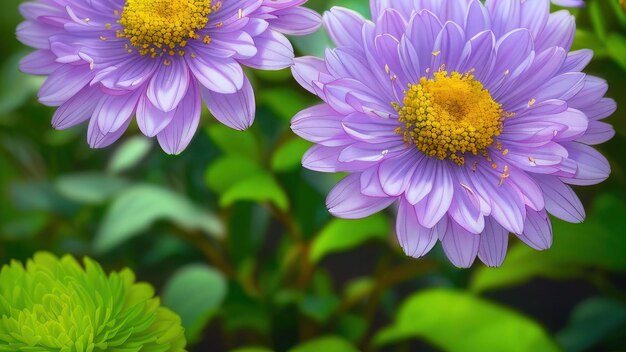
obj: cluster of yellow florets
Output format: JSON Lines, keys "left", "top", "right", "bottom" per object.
{"left": 118, "top": 0, "right": 212, "bottom": 57}
{"left": 397, "top": 71, "right": 504, "bottom": 166}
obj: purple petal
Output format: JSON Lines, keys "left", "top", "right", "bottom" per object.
{"left": 270, "top": 6, "right": 321, "bottom": 35}
{"left": 148, "top": 59, "right": 190, "bottom": 112}
{"left": 52, "top": 85, "right": 101, "bottom": 130}
{"left": 517, "top": 208, "right": 552, "bottom": 250}
{"left": 534, "top": 174, "right": 585, "bottom": 223}
{"left": 478, "top": 217, "right": 510, "bottom": 267}
{"left": 136, "top": 93, "right": 175, "bottom": 137}
{"left": 396, "top": 198, "right": 440, "bottom": 258}
{"left": 186, "top": 55, "right": 243, "bottom": 94}
{"left": 203, "top": 75, "right": 255, "bottom": 131}
{"left": 415, "top": 162, "right": 454, "bottom": 228}
{"left": 323, "top": 7, "right": 366, "bottom": 48}
{"left": 326, "top": 174, "right": 395, "bottom": 219}
{"left": 440, "top": 217, "right": 480, "bottom": 268}
{"left": 241, "top": 30, "right": 294, "bottom": 70}
{"left": 157, "top": 81, "right": 202, "bottom": 155}
{"left": 292, "top": 104, "right": 347, "bottom": 146}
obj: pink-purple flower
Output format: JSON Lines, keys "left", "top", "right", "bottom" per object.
{"left": 17, "top": 0, "right": 320, "bottom": 154}
{"left": 291, "top": 0, "right": 615, "bottom": 267}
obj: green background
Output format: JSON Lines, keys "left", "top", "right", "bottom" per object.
{"left": 1, "top": 0, "right": 626, "bottom": 351}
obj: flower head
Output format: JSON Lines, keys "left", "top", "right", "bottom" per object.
{"left": 291, "top": 0, "right": 616, "bottom": 268}
{"left": 0, "top": 252, "right": 186, "bottom": 351}
{"left": 17, "top": 0, "right": 321, "bottom": 154}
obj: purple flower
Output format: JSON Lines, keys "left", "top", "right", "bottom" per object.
{"left": 17, "top": 0, "right": 320, "bottom": 154}
{"left": 291, "top": 0, "right": 615, "bottom": 268}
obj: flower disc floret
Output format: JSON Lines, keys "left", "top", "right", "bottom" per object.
{"left": 398, "top": 71, "right": 504, "bottom": 166}
{"left": 118, "top": 0, "right": 212, "bottom": 57}
{"left": 0, "top": 252, "right": 186, "bottom": 352}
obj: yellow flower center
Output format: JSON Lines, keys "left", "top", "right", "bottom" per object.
{"left": 118, "top": 0, "right": 213, "bottom": 58}
{"left": 397, "top": 71, "right": 504, "bottom": 166}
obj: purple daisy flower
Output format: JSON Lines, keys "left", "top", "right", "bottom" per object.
{"left": 291, "top": 0, "right": 616, "bottom": 268}
{"left": 17, "top": 0, "right": 321, "bottom": 154}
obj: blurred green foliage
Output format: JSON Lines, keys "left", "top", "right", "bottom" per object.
{"left": 1, "top": 0, "right": 626, "bottom": 351}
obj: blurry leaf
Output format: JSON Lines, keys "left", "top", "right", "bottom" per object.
{"left": 335, "top": 314, "right": 368, "bottom": 343}
{"left": 291, "top": 30, "right": 333, "bottom": 57}
{"left": 55, "top": 173, "right": 130, "bottom": 205}
{"left": 606, "top": 33, "right": 626, "bottom": 71}
{"left": 220, "top": 173, "right": 289, "bottom": 211}
{"left": 163, "top": 264, "right": 227, "bottom": 343}
{"left": 343, "top": 277, "right": 376, "bottom": 303}
{"left": 207, "top": 124, "right": 260, "bottom": 160}
{"left": 108, "top": 137, "right": 153, "bottom": 174}
{"left": 573, "top": 30, "right": 607, "bottom": 57}
{"left": 609, "top": 0, "right": 626, "bottom": 27}
{"left": 556, "top": 297, "right": 626, "bottom": 352}
{"left": 142, "top": 236, "right": 190, "bottom": 266}
{"left": 299, "top": 295, "right": 340, "bottom": 323}
{"left": 589, "top": 0, "right": 608, "bottom": 41}
{"left": 205, "top": 155, "right": 263, "bottom": 193}
{"left": 310, "top": 214, "right": 389, "bottom": 263}
{"left": 1, "top": 212, "right": 47, "bottom": 240}
{"left": 470, "top": 245, "right": 577, "bottom": 293}
{"left": 9, "top": 181, "right": 79, "bottom": 215}
{"left": 95, "top": 185, "right": 223, "bottom": 253}
{"left": 259, "top": 88, "right": 312, "bottom": 122}
{"left": 288, "top": 336, "right": 359, "bottom": 352}
{"left": 271, "top": 138, "right": 311, "bottom": 172}
{"left": 222, "top": 283, "right": 271, "bottom": 335}
{"left": 472, "top": 194, "right": 626, "bottom": 292}
{"left": 374, "top": 289, "right": 559, "bottom": 352}
{"left": 0, "top": 52, "right": 43, "bottom": 115}
{"left": 329, "top": 0, "right": 370, "bottom": 16}
{"left": 230, "top": 348, "right": 274, "bottom": 352}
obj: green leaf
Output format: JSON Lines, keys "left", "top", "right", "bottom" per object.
{"left": 95, "top": 185, "right": 224, "bottom": 253}
{"left": 343, "top": 277, "right": 376, "bottom": 303}
{"left": 310, "top": 215, "right": 390, "bottom": 263}
{"left": 229, "top": 348, "right": 274, "bottom": 352}
{"left": 220, "top": 173, "right": 289, "bottom": 211}
{"left": 606, "top": 33, "right": 626, "bottom": 71}
{"left": 163, "top": 264, "right": 227, "bottom": 343}
{"left": 207, "top": 124, "right": 260, "bottom": 160}
{"left": 299, "top": 295, "right": 340, "bottom": 323}
{"left": 9, "top": 182, "right": 79, "bottom": 215}
{"left": 374, "top": 289, "right": 559, "bottom": 352}
{"left": 291, "top": 30, "right": 333, "bottom": 58}
{"left": 259, "top": 88, "right": 313, "bottom": 122}
{"left": 55, "top": 173, "right": 130, "bottom": 205}
{"left": 471, "top": 194, "right": 626, "bottom": 292}
{"left": 573, "top": 30, "right": 607, "bottom": 58}
{"left": 556, "top": 297, "right": 626, "bottom": 352}
{"left": 271, "top": 138, "right": 311, "bottom": 172}
{"left": 108, "top": 136, "right": 153, "bottom": 174}
{"left": 335, "top": 314, "right": 368, "bottom": 343}
{"left": 588, "top": 0, "right": 608, "bottom": 41}
{"left": 288, "top": 336, "right": 359, "bottom": 352}
{"left": 328, "top": 0, "right": 370, "bottom": 17}
{"left": 205, "top": 155, "right": 263, "bottom": 193}
{"left": 0, "top": 52, "right": 43, "bottom": 115}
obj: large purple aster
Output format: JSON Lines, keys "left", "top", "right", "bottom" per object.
{"left": 17, "top": 0, "right": 320, "bottom": 153}
{"left": 291, "top": 0, "right": 615, "bottom": 268}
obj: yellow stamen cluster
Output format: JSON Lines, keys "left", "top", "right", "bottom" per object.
{"left": 397, "top": 71, "right": 504, "bottom": 166}
{"left": 118, "top": 0, "right": 212, "bottom": 57}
